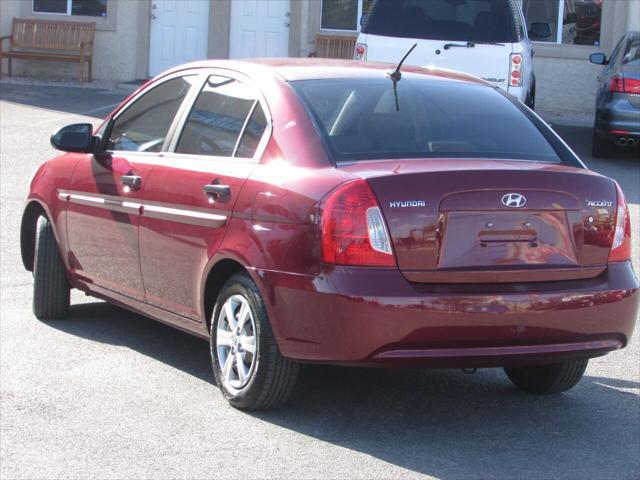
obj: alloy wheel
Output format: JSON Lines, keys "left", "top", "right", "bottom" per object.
{"left": 216, "top": 294, "right": 258, "bottom": 391}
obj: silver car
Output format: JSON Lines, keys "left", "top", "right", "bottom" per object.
{"left": 590, "top": 31, "right": 640, "bottom": 158}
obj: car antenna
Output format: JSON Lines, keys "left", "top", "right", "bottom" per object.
{"left": 387, "top": 43, "right": 417, "bottom": 111}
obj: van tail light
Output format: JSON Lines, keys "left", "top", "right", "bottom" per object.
{"left": 320, "top": 180, "right": 395, "bottom": 267}
{"left": 609, "top": 182, "right": 631, "bottom": 262}
{"left": 609, "top": 75, "right": 640, "bottom": 94}
{"left": 354, "top": 43, "right": 367, "bottom": 61}
{"left": 509, "top": 53, "right": 523, "bottom": 87}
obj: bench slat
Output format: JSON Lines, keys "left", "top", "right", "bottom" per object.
{"left": 4, "top": 52, "right": 86, "bottom": 62}
{"left": 314, "top": 35, "right": 357, "bottom": 60}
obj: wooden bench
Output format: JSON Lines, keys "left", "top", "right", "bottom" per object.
{"left": 0, "top": 18, "right": 95, "bottom": 84}
{"left": 310, "top": 34, "right": 357, "bottom": 59}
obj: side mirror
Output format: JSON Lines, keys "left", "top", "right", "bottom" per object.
{"left": 589, "top": 52, "right": 608, "bottom": 65}
{"left": 529, "top": 22, "right": 551, "bottom": 40}
{"left": 50, "top": 123, "right": 95, "bottom": 153}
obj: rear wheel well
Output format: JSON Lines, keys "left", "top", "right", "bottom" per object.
{"left": 21, "top": 202, "right": 46, "bottom": 272}
{"left": 203, "top": 259, "right": 247, "bottom": 332}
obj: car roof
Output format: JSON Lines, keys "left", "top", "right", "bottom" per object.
{"left": 164, "top": 58, "right": 493, "bottom": 88}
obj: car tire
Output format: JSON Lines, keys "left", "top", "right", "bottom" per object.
{"left": 592, "top": 128, "right": 614, "bottom": 158}
{"left": 33, "top": 216, "right": 70, "bottom": 319}
{"left": 210, "top": 272, "right": 299, "bottom": 410}
{"left": 504, "top": 359, "right": 588, "bottom": 394}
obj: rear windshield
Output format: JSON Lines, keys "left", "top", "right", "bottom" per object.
{"left": 292, "top": 77, "right": 562, "bottom": 163}
{"left": 363, "top": 0, "right": 520, "bottom": 43}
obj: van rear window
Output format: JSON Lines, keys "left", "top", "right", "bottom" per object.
{"left": 292, "top": 77, "right": 562, "bottom": 164}
{"left": 363, "top": 0, "right": 520, "bottom": 43}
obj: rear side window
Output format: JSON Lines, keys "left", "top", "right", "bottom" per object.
{"left": 107, "top": 76, "right": 194, "bottom": 152}
{"left": 236, "top": 105, "right": 267, "bottom": 158}
{"left": 364, "top": 0, "right": 518, "bottom": 43}
{"left": 623, "top": 37, "right": 640, "bottom": 65}
{"left": 176, "top": 76, "right": 260, "bottom": 158}
{"left": 292, "top": 77, "right": 562, "bottom": 163}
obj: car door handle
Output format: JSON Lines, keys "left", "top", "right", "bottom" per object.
{"left": 121, "top": 175, "right": 142, "bottom": 190}
{"left": 203, "top": 183, "right": 231, "bottom": 198}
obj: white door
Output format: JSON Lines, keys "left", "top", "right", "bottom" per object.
{"left": 148, "top": 0, "right": 210, "bottom": 77}
{"left": 229, "top": 0, "right": 290, "bottom": 58}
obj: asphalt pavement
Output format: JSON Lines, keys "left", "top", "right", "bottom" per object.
{"left": 1, "top": 83, "right": 638, "bottom": 480}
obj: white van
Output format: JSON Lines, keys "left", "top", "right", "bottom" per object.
{"left": 355, "top": 0, "right": 549, "bottom": 109}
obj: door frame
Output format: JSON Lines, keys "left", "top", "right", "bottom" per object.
{"left": 137, "top": 0, "right": 302, "bottom": 79}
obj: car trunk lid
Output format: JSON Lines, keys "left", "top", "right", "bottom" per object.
{"left": 354, "top": 160, "right": 617, "bottom": 283}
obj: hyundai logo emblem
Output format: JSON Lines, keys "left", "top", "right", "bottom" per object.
{"left": 501, "top": 193, "right": 527, "bottom": 208}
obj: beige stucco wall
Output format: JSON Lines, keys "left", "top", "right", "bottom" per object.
{"left": 0, "top": 0, "right": 142, "bottom": 83}
{"left": 627, "top": 0, "right": 640, "bottom": 31}
{"left": 0, "top": 0, "right": 22, "bottom": 38}
{"left": 299, "top": 0, "right": 316, "bottom": 57}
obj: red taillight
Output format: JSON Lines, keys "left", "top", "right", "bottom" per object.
{"left": 509, "top": 53, "right": 523, "bottom": 87}
{"left": 610, "top": 76, "right": 625, "bottom": 92}
{"left": 320, "top": 180, "right": 395, "bottom": 267}
{"left": 627, "top": 78, "right": 640, "bottom": 94}
{"left": 354, "top": 43, "right": 367, "bottom": 61}
{"left": 609, "top": 75, "right": 640, "bottom": 94}
{"left": 609, "top": 182, "right": 632, "bottom": 262}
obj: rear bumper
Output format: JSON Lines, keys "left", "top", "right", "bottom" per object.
{"left": 261, "top": 261, "right": 639, "bottom": 367}
{"left": 595, "top": 97, "right": 640, "bottom": 139}
{"left": 372, "top": 339, "right": 623, "bottom": 368}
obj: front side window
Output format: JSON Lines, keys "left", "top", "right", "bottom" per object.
{"left": 106, "top": 76, "right": 195, "bottom": 152}
{"left": 321, "top": 0, "right": 374, "bottom": 31}
{"left": 33, "top": 0, "right": 108, "bottom": 17}
{"left": 522, "top": 0, "right": 604, "bottom": 46}
{"left": 363, "top": 0, "right": 519, "bottom": 43}
{"left": 176, "top": 76, "right": 266, "bottom": 158}
{"left": 293, "top": 77, "right": 562, "bottom": 163}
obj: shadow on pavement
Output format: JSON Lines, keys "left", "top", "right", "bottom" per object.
{"left": 48, "top": 302, "right": 213, "bottom": 384}
{"left": 45, "top": 301, "right": 640, "bottom": 479}
{"left": 0, "top": 83, "right": 126, "bottom": 118}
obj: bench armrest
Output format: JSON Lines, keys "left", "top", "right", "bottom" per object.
{"left": 0, "top": 35, "right": 11, "bottom": 54}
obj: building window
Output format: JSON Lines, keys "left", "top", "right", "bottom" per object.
{"left": 321, "top": 0, "right": 374, "bottom": 31}
{"left": 522, "top": 0, "right": 604, "bottom": 46}
{"left": 33, "top": 0, "right": 108, "bottom": 17}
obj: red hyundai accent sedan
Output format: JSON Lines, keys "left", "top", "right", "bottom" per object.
{"left": 21, "top": 59, "right": 638, "bottom": 409}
